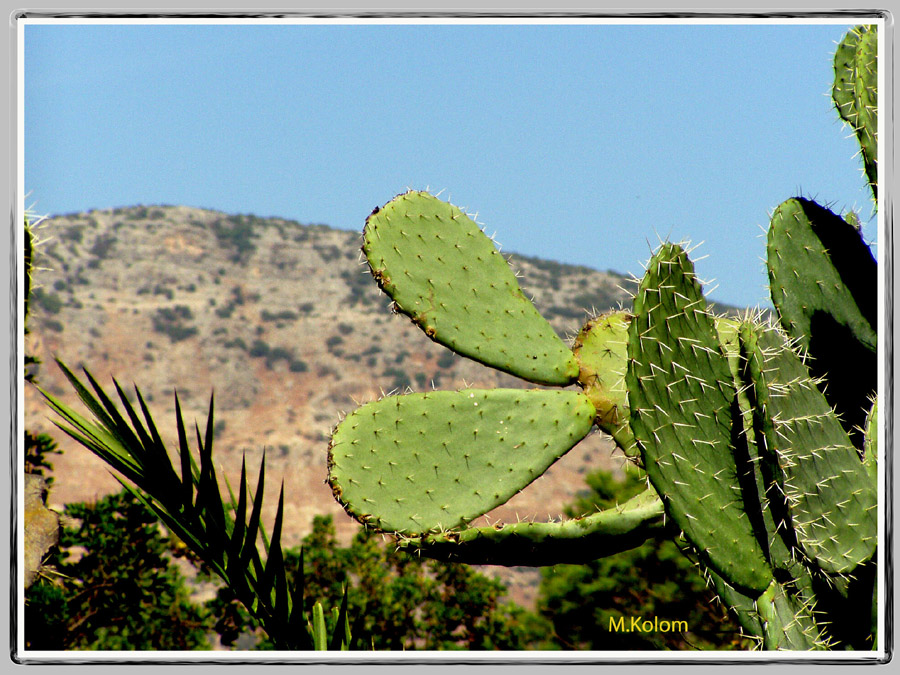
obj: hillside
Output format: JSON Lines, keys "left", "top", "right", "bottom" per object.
{"left": 24, "top": 203, "right": 639, "bottom": 605}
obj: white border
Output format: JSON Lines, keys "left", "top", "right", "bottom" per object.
{"left": 14, "top": 12, "right": 890, "bottom": 663}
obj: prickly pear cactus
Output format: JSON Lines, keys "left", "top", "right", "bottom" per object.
{"left": 328, "top": 24, "right": 879, "bottom": 651}
{"left": 626, "top": 243, "right": 772, "bottom": 595}
{"left": 767, "top": 197, "right": 877, "bottom": 447}
{"left": 329, "top": 189, "right": 666, "bottom": 557}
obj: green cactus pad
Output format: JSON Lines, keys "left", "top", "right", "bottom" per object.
{"left": 627, "top": 243, "right": 773, "bottom": 594}
{"left": 756, "top": 580, "right": 826, "bottom": 650}
{"left": 327, "top": 388, "right": 596, "bottom": 535}
{"left": 397, "top": 487, "right": 668, "bottom": 565}
{"left": 833, "top": 25, "right": 877, "bottom": 201}
{"left": 573, "top": 310, "right": 638, "bottom": 456}
{"left": 745, "top": 323, "right": 877, "bottom": 574}
{"left": 864, "top": 398, "right": 877, "bottom": 485}
{"left": 737, "top": 320, "right": 798, "bottom": 573}
{"left": 363, "top": 191, "right": 579, "bottom": 386}
{"left": 706, "top": 570, "right": 765, "bottom": 641}
{"left": 767, "top": 197, "right": 877, "bottom": 446}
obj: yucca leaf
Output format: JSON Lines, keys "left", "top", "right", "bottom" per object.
{"left": 110, "top": 474, "right": 216, "bottom": 574}
{"left": 81, "top": 368, "right": 150, "bottom": 458}
{"left": 41, "top": 360, "right": 349, "bottom": 650}
{"left": 229, "top": 457, "right": 249, "bottom": 553}
{"left": 194, "top": 422, "right": 228, "bottom": 560}
{"left": 54, "top": 361, "right": 122, "bottom": 443}
{"left": 241, "top": 454, "right": 267, "bottom": 580}
{"left": 329, "top": 586, "right": 351, "bottom": 650}
{"left": 288, "top": 548, "right": 307, "bottom": 638}
{"left": 42, "top": 396, "right": 143, "bottom": 483}
{"left": 257, "top": 483, "right": 284, "bottom": 606}
{"left": 111, "top": 379, "right": 155, "bottom": 461}
{"left": 261, "top": 484, "right": 288, "bottom": 624}
{"left": 172, "top": 393, "right": 197, "bottom": 514}
{"left": 311, "top": 602, "right": 327, "bottom": 651}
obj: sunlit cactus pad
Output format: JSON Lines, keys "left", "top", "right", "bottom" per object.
{"left": 328, "top": 388, "right": 596, "bottom": 535}
{"left": 833, "top": 24, "right": 877, "bottom": 199}
{"left": 363, "top": 190, "right": 579, "bottom": 386}
{"left": 627, "top": 243, "right": 773, "bottom": 594}
{"left": 573, "top": 310, "right": 637, "bottom": 456}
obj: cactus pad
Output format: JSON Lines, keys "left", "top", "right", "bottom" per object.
{"left": 767, "top": 197, "right": 877, "bottom": 446}
{"left": 363, "top": 191, "right": 579, "bottom": 386}
{"left": 627, "top": 243, "right": 773, "bottom": 594}
{"left": 573, "top": 310, "right": 637, "bottom": 456}
{"left": 744, "top": 323, "right": 876, "bottom": 574}
{"left": 327, "top": 388, "right": 596, "bottom": 535}
{"left": 397, "top": 487, "right": 668, "bottom": 565}
{"left": 833, "top": 25, "right": 878, "bottom": 201}
{"left": 756, "top": 580, "right": 825, "bottom": 650}
{"left": 864, "top": 398, "right": 877, "bottom": 484}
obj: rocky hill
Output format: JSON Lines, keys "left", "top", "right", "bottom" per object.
{"left": 23, "top": 203, "right": 642, "bottom": 605}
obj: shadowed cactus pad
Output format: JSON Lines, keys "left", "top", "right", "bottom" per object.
{"left": 396, "top": 487, "right": 669, "bottom": 566}
{"left": 328, "top": 389, "right": 596, "bottom": 535}
{"left": 363, "top": 191, "right": 579, "bottom": 386}
{"left": 767, "top": 197, "right": 877, "bottom": 446}
{"left": 742, "top": 323, "right": 876, "bottom": 574}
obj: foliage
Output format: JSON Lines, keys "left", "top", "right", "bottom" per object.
{"left": 25, "top": 489, "right": 212, "bottom": 650}
{"left": 24, "top": 430, "right": 62, "bottom": 486}
{"left": 151, "top": 305, "right": 198, "bottom": 342}
{"left": 208, "top": 514, "right": 551, "bottom": 650}
{"left": 39, "top": 368, "right": 351, "bottom": 650}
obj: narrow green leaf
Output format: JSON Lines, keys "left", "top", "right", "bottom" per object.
{"left": 241, "top": 454, "right": 267, "bottom": 580}
{"left": 172, "top": 392, "right": 196, "bottom": 514}
{"left": 311, "top": 602, "right": 327, "bottom": 651}
{"left": 288, "top": 547, "right": 307, "bottom": 637}
{"left": 329, "top": 586, "right": 351, "bottom": 651}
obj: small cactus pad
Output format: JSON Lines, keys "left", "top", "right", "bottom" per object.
{"left": 363, "top": 191, "right": 579, "bottom": 386}
{"left": 756, "top": 580, "right": 826, "bottom": 650}
{"left": 397, "top": 487, "right": 668, "bottom": 566}
{"left": 706, "top": 570, "right": 764, "bottom": 641}
{"left": 864, "top": 398, "right": 877, "bottom": 484}
{"left": 573, "top": 310, "right": 637, "bottom": 456}
{"left": 327, "top": 389, "right": 596, "bottom": 535}
{"left": 767, "top": 197, "right": 877, "bottom": 446}
{"left": 738, "top": 320, "right": 797, "bottom": 572}
{"left": 744, "top": 323, "right": 876, "bottom": 574}
{"left": 833, "top": 25, "right": 878, "bottom": 201}
{"left": 627, "top": 243, "right": 773, "bottom": 594}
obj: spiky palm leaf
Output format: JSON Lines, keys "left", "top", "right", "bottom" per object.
{"left": 39, "top": 359, "right": 351, "bottom": 650}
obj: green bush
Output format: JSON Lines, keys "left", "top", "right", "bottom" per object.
{"left": 151, "top": 306, "right": 198, "bottom": 343}
{"left": 25, "top": 490, "right": 213, "bottom": 650}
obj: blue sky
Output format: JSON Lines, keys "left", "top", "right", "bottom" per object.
{"left": 23, "top": 19, "right": 877, "bottom": 309}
